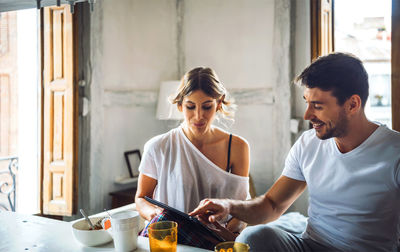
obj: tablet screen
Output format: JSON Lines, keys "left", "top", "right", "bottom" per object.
{"left": 144, "top": 196, "right": 225, "bottom": 242}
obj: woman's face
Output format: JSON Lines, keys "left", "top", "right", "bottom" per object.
{"left": 178, "top": 90, "right": 220, "bottom": 136}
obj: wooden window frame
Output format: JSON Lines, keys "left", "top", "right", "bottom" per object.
{"left": 311, "top": 0, "right": 334, "bottom": 61}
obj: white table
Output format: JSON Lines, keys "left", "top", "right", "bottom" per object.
{"left": 0, "top": 210, "right": 211, "bottom": 251}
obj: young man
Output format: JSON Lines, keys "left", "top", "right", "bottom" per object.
{"left": 190, "top": 53, "right": 400, "bottom": 251}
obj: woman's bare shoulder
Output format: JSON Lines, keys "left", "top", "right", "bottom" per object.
{"left": 231, "top": 134, "right": 249, "bottom": 150}
{"left": 213, "top": 127, "right": 247, "bottom": 141}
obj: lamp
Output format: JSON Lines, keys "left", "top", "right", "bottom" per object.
{"left": 156, "top": 81, "right": 183, "bottom": 120}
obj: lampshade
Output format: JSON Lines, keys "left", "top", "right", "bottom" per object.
{"left": 156, "top": 81, "right": 183, "bottom": 120}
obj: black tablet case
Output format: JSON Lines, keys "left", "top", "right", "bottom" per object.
{"left": 144, "top": 196, "right": 225, "bottom": 249}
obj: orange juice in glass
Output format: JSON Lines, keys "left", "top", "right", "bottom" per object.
{"left": 148, "top": 221, "right": 177, "bottom": 252}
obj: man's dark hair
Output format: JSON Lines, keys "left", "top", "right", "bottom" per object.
{"left": 295, "top": 52, "right": 369, "bottom": 107}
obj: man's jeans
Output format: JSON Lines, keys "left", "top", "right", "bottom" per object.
{"left": 236, "top": 225, "right": 335, "bottom": 252}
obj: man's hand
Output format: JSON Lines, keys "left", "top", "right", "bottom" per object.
{"left": 189, "top": 198, "right": 230, "bottom": 223}
{"left": 196, "top": 214, "right": 238, "bottom": 241}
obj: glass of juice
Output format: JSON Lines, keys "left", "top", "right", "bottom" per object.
{"left": 148, "top": 221, "right": 177, "bottom": 252}
{"left": 214, "top": 241, "right": 250, "bottom": 252}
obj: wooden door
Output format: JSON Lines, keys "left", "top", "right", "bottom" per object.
{"left": 41, "top": 5, "right": 78, "bottom": 216}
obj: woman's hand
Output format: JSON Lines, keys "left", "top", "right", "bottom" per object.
{"left": 148, "top": 206, "right": 164, "bottom": 220}
{"left": 135, "top": 173, "right": 160, "bottom": 221}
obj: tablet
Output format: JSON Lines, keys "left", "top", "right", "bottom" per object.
{"left": 144, "top": 196, "right": 225, "bottom": 242}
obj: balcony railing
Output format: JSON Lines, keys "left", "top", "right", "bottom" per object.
{"left": 0, "top": 156, "right": 18, "bottom": 211}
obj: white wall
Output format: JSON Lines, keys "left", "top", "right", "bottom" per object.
{"left": 291, "top": 0, "right": 311, "bottom": 215}
{"left": 88, "top": 0, "right": 307, "bottom": 215}
{"left": 293, "top": 0, "right": 311, "bottom": 123}
{"left": 182, "top": 0, "right": 277, "bottom": 197}
{"left": 183, "top": 0, "right": 274, "bottom": 88}
{"left": 89, "top": 0, "right": 177, "bottom": 213}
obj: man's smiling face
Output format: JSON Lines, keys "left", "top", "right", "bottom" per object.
{"left": 303, "top": 87, "right": 349, "bottom": 140}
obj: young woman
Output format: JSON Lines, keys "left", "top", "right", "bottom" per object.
{"left": 135, "top": 67, "right": 250, "bottom": 241}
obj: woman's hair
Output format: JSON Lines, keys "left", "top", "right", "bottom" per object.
{"left": 171, "top": 67, "right": 235, "bottom": 118}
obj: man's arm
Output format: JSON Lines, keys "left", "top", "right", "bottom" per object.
{"left": 190, "top": 176, "right": 307, "bottom": 225}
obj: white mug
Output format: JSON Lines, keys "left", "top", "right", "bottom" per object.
{"left": 110, "top": 210, "right": 140, "bottom": 252}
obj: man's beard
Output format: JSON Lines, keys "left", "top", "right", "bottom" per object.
{"left": 315, "top": 110, "right": 348, "bottom": 140}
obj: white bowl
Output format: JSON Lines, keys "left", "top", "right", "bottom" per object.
{"left": 71, "top": 217, "right": 113, "bottom": 247}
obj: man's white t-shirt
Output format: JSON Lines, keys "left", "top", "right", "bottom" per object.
{"left": 139, "top": 126, "right": 250, "bottom": 213}
{"left": 282, "top": 124, "right": 400, "bottom": 251}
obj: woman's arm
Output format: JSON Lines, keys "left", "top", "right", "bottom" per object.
{"left": 226, "top": 135, "right": 250, "bottom": 232}
{"left": 135, "top": 173, "right": 163, "bottom": 221}
{"left": 230, "top": 135, "right": 250, "bottom": 177}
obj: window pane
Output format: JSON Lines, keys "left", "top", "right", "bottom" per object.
{"left": 334, "top": 0, "right": 392, "bottom": 128}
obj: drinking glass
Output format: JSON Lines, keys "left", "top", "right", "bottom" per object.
{"left": 148, "top": 221, "right": 177, "bottom": 252}
{"left": 214, "top": 241, "right": 250, "bottom": 252}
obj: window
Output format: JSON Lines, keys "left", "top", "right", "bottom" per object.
{"left": 335, "top": 0, "right": 392, "bottom": 128}
{"left": 311, "top": 0, "right": 400, "bottom": 131}
{"left": 0, "top": 5, "right": 78, "bottom": 216}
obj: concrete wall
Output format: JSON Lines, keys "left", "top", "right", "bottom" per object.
{"left": 182, "top": 0, "right": 279, "bottom": 196}
{"left": 86, "top": 0, "right": 310, "bottom": 216}
{"left": 89, "top": 0, "right": 176, "bottom": 213}
{"left": 291, "top": 0, "right": 311, "bottom": 215}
